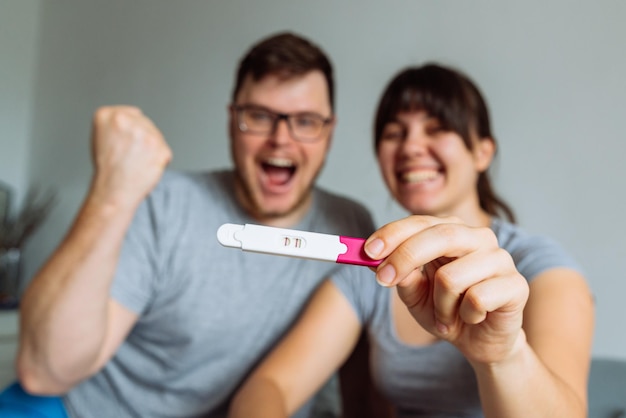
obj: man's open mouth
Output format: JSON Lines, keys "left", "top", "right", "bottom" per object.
{"left": 262, "top": 157, "right": 297, "bottom": 186}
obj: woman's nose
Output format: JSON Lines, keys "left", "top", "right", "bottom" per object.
{"left": 401, "top": 130, "right": 428, "bottom": 155}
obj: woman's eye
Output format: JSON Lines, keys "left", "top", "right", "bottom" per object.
{"left": 381, "top": 129, "right": 404, "bottom": 141}
{"left": 425, "top": 126, "right": 444, "bottom": 136}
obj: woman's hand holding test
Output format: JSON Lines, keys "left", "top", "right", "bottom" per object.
{"left": 365, "top": 215, "right": 529, "bottom": 367}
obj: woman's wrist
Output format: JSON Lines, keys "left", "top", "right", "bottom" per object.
{"left": 469, "top": 329, "right": 530, "bottom": 377}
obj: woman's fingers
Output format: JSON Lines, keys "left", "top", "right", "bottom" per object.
{"left": 369, "top": 216, "right": 529, "bottom": 349}
{"left": 395, "top": 245, "right": 527, "bottom": 333}
{"left": 364, "top": 215, "right": 463, "bottom": 260}
{"left": 457, "top": 271, "right": 528, "bottom": 328}
{"left": 370, "top": 220, "right": 497, "bottom": 288}
{"left": 430, "top": 245, "right": 515, "bottom": 328}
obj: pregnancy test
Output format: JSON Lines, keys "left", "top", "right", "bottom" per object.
{"left": 217, "top": 223, "right": 382, "bottom": 267}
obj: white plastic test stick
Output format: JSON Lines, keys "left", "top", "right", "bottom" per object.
{"left": 216, "top": 223, "right": 381, "bottom": 267}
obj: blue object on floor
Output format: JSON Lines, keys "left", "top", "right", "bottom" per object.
{"left": 0, "top": 382, "right": 68, "bottom": 417}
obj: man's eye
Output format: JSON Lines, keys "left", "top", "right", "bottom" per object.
{"left": 294, "top": 116, "right": 320, "bottom": 128}
{"left": 249, "top": 110, "right": 273, "bottom": 122}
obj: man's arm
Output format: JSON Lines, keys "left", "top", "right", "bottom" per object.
{"left": 16, "top": 106, "right": 172, "bottom": 395}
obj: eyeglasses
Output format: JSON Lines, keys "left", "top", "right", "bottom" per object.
{"left": 232, "top": 104, "right": 333, "bottom": 143}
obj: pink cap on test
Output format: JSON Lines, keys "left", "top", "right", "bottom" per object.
{"left": 336, "top": 236, "right": 383, "bottom": 267}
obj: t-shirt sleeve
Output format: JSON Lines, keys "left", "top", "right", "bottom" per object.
{"left": 331, "top": 264, "right": 379, "bottom": 325}
{"left": 507, "top": 233, "right": 583, "bottom": 282}
{"left": 110, "top": 196, "right": 161, "bottom": 314}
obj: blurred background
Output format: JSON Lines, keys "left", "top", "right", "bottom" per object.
{"left": 1, "top": 0, "right": 624, "bottom": 362}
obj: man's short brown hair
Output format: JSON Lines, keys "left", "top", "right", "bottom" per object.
{"left": 231, "top": 32, "right": 335, "bottom": 111}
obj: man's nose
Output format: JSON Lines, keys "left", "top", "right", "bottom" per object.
{"left": 269, "top": 117, "right": 294, "bottom": 145}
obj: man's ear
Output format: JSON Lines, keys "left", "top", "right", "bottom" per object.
{"left": 474, "top": 137, "right": 495, "bottom": 172}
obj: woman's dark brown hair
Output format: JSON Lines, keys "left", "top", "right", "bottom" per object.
{"left": 374, "top": 63, "right": 516, "bottom": 222}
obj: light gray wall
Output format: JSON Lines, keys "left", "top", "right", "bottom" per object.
{"left": 0, "top": 0, "right": 41, "bottom": 212}
{"left": 6, "top": 0, "right": 626, "bottom": 359}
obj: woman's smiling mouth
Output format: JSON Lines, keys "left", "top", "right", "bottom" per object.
{"left": 399, "top": 168, "right": 440, "bottom": 184}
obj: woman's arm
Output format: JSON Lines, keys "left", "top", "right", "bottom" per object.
{"left": 229, "top": 280, "right": 363, "bottom": 418}
{"left": 474, "top": 268, "right": 593, "bottom": 417}
{"left": 363, "top": 215, "right": 593, "bottom": 418}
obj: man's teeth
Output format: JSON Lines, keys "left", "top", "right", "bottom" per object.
{"left": 265, "top": 157, "right": 295, "bottom": 168}
{"left": 402, "top": 170, "right": 439, "bottom": 183}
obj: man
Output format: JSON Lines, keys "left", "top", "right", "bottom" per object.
{"left": 5, "top": 32, "right": 374, "bottom": 417}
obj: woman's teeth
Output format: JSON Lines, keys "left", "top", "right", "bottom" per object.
{"left": 401, "top": 170, "right": 439, "bottom": 183}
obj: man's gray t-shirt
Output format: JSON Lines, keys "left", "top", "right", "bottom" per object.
{"left": 63, "top": 170, "right": 375, "bottom": 418}
{"left": 332, "top": 217, "right": 582, "bottom": 418}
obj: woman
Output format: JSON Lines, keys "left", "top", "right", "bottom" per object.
{"left": 228, "top": 64, "right": 594, "bottom": 418}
